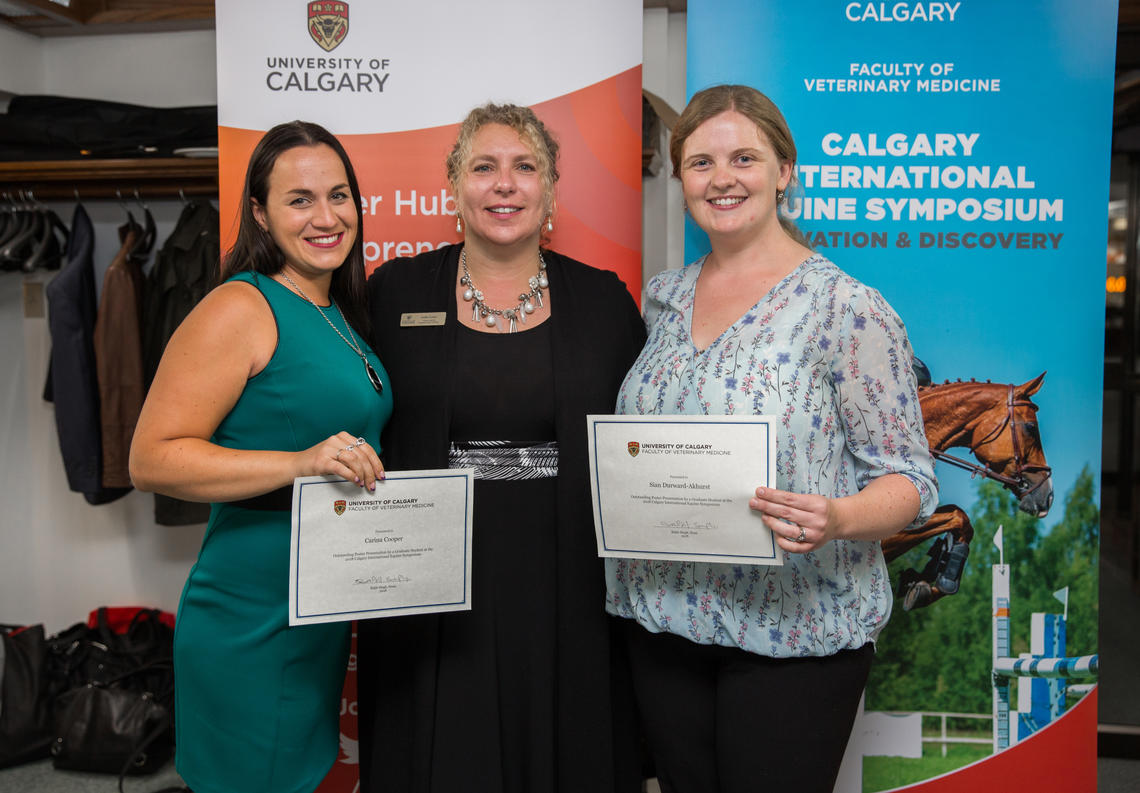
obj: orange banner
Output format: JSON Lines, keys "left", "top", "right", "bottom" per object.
{"left": 219, "top": 68, "right": 642, "bottom": 301}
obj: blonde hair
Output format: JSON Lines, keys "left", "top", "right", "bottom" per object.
{"left": 446, "top": 103, "right": 560, "bottom": 214}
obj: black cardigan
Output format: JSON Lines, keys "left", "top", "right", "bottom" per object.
{"left": 357, "top": 243, "right": 647, "bottom": 792}
{"left": 366, "top": 243, "right": 645, "bottom": 484}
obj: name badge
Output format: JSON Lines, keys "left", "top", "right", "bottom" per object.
{"left": 400, "top": 312, "right": 447, "bottom": 327}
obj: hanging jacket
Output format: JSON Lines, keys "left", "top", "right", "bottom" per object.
{"left": 93, "top": 223, "right": 144, "bottom": 490}
{"left": 142, "top": 200, "right": 218, "bottom": 387}
{"left": 43, "top": 204, "right": 130, "bottom": 504}
{"left": 141, "top": 199, "right": 219, "bottom": 525}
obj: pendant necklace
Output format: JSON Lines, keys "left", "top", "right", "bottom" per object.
{"left": 459, "top": 248, "right": 548, "bottom": 332}
{"left": 279, "top": 272, "right": 384, "bottom": 394}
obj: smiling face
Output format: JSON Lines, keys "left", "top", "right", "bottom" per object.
{"left": 251, "top": 143, "right": 358, "bottom": 284}
{"left": 679, "top": 110, "right": 792, "bottom": 244}
{"left": 455, "top": 123, "right": 548, "bottom": 254}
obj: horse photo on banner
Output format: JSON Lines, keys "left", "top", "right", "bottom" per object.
{"left": 686, "top": 1, "right": 1115, "bottom": 790}
{"left": 213, "top": 2, "right": 643, "bottom": 791}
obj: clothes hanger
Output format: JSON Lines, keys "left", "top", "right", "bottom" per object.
{"left": 116, "top": 188, "right": 142, "bottom": 239}
{"left": 128, "top": 188, "right": 156, "bottom": 263}
{"left": 0, "top": 191, "right": 32, "bottom": 254}
{"left": 0, "top": 193, "right": 16, "bottom": 247}
{"left": 0, "top": 191, "right": 43, "bottom": 268}
{"left": 23, "top": 190, "right": 68, "bottom": 272}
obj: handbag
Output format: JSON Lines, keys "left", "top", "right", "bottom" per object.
{"left": 0, "top": 624, "right": 57, "bottom": 768}
{"left": 47, "top": 607, "right": 177, "bottom": 785}
{"left": 50, "top": 662, "right": 174, "bottom": 775}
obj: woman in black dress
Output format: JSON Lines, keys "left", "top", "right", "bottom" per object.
{"left": 356, "top": 103, "right": 646, "bottom": 793}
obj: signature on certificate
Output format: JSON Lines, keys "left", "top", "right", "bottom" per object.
{"left": 655, "top": 519, "right": 715, "bottom": 531}
{"left": 353, "top": 574, "right": 412, "bottom": 586}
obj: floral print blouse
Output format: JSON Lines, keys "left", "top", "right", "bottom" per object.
{"left": 605, "top": 254, "right": 938, "bottom": 658}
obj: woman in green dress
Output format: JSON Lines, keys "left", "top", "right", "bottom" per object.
{"left": 130, "top": 121, "right": 392, "bottom": 793}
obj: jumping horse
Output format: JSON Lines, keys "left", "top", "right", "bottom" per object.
{"left": 883, "top": 373, "right": 1053, "bottom": 609}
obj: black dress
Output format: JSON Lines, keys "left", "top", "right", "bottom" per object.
{"left": 433, "top": 323, "right": 561, "bottom": 791}
{"left": 358, "top": 245, "right": 645, "bottom": 793}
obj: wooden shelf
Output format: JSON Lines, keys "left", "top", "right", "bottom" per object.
{"left": 0, "top": 157, "right": 218, "bottom": 200}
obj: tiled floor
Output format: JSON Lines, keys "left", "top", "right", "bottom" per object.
{"left": 1099, "top": 757, "right": 1140, "bottom": 792}
{"left": 0, "top": 758, "right": 184, "bottom": 792}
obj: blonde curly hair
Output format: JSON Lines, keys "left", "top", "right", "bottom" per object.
{"left": 446, "top": 103, "right": 560, "bottom": 216}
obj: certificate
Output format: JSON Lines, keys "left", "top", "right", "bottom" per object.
{"left": 288, "top": 468, "right": 474, "bottom": 626}
{"left": 587, "top": 415, "right": 781, "bottom": 565}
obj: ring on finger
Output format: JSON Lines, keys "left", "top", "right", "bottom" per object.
{"left": 335, "top": 449, "right": 343, "bottom": 462}
{"left": 795, "top": 526, "right": 807, "bottom": 543}
{"left": 355, "top": 437, "right": 367, "bottom": 447}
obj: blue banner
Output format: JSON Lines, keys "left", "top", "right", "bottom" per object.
{"left": 688, "top": 1, "right": 1115, "bottom": 789}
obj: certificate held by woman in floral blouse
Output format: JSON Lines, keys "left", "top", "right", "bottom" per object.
{"left": 587, "top": 414, "right": 782, "bottom": 565}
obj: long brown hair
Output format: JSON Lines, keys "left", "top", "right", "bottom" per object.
{"left": 221, "top": 120, "right": 370, "bottom": 337}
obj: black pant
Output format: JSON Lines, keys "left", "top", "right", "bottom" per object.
{"left": 624, "top": 621, "right": 873, "bottom": 793}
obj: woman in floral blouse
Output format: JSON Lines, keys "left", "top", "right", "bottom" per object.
{"left": 606, "top": 85, "right": 938, "bottom": 793}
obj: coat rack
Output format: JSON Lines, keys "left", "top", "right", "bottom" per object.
{"left": 0, "top": 158, "right": 218, "bottom": 200}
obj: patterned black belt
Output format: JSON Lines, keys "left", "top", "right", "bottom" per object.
{"left": 448, "top": 440, "right": 559, "bottom": 480}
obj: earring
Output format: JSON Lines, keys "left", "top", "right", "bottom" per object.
{"left": 455, "top": 214, "right": 463, "bottom": 234}
{"left": 776, "top": 189, "right": 786, "bottom": 204}
{"left": 545, "top": 215, "right": 554, "bottom": 233}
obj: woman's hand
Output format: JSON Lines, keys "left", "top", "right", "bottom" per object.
{"left": 750, "top": 486, "right": 836, "bottom": 553}
{"left": 749, "top": 474, "right": 923, "bottom": 553}
{"left": 298, "top": 432, "right": 385, "bottom": 491}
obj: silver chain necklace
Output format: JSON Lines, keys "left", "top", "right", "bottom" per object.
{"left": 459, "top": 249, "right": 548, "bottom": 333}
{"left": 278, "top": 271, "right": 384, "bottom": 394}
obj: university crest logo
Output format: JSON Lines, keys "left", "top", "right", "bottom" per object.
{"left": 627, "top": 441, "right": 640, "bottom": 458}
{"left": 334, "top": 499, "right": 347, "bottom": 516}
{"left": 308, "top": 1, "right": 349, "bottom": 52}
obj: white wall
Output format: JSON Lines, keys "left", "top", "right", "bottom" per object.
{"left": 0, "top": 28, "right": 216, "bottom": 107}
{"left": 0, "top": 26, "right": 44, "bottom": 101}
{"left": 41, "top": 30, "right": 217, "bottom": 106}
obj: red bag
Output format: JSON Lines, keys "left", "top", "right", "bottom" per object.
{"left": 86, "top": 607, "right": 175, "bottom": 635}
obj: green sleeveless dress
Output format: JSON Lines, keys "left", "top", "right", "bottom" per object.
{"left": 173, "top": 272, "right": 392, "bottom": 793}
